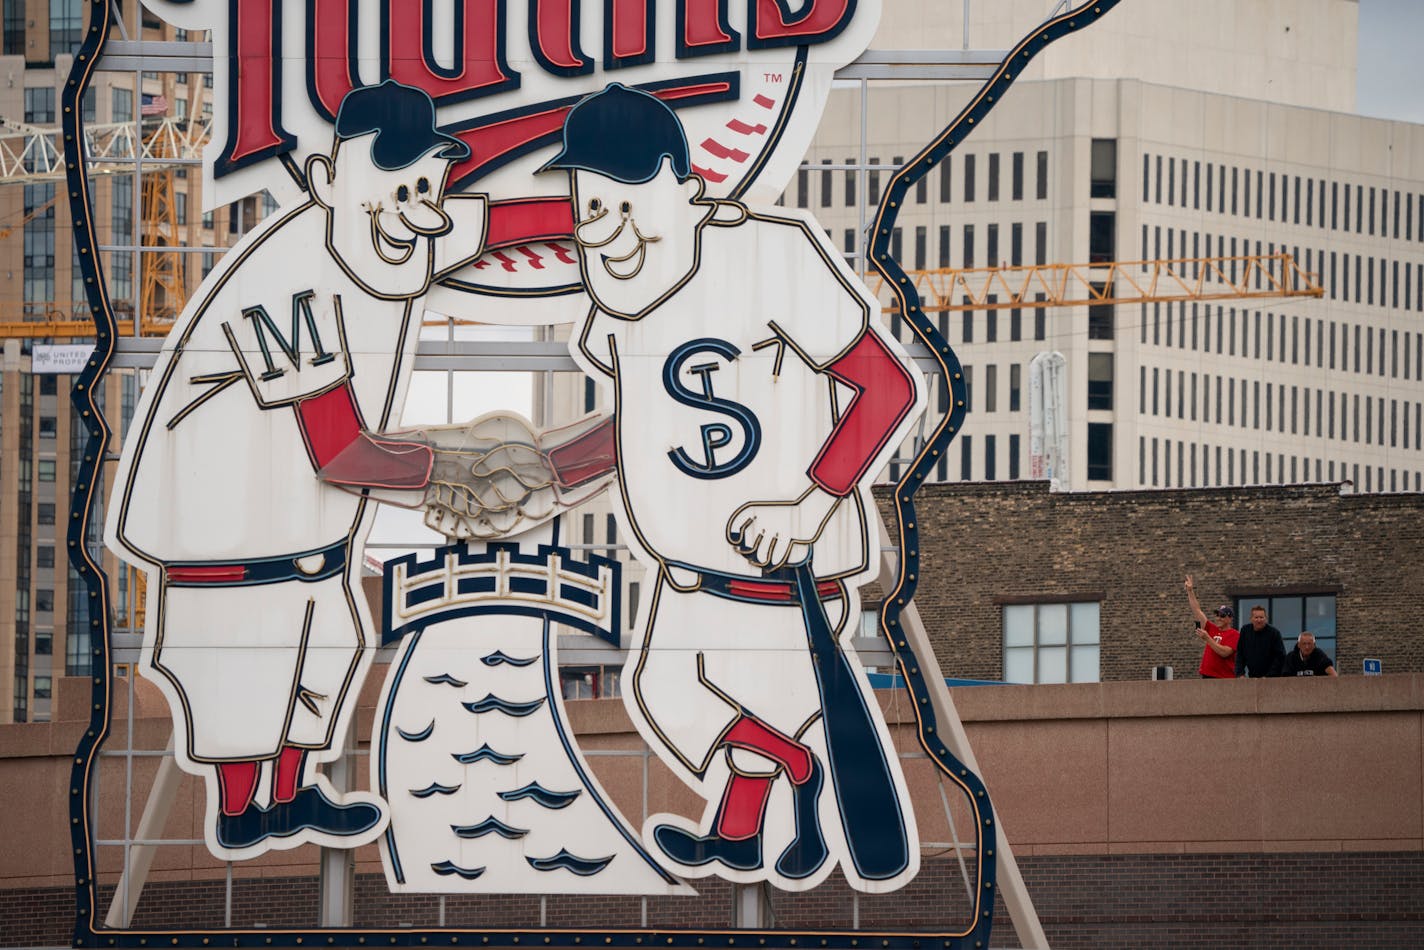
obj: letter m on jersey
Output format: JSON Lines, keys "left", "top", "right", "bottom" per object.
{"left": 243, "top": 291, "right": 339, "bottom": 380}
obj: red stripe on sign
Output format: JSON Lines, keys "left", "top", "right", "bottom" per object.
{"left": 728, "top": 580, "right": 794, "bottom": 601}
{"left": 701, "top": 138, "right": 750, "bottom": 162}
{"left": 493, "top": 251, "right": 518, "bottom": 272}
{"left": 448, "top": 108, "right": 570, "bottom": 186}
{"left": 485, "top": 197, "right": 574, "bottom": 249}
{"left": 546, "top": 242, "right": 576, "bottom": 264}
{"left": 654, "top": 81, "right": 732, "bottom": 102}
{"left": 693, "top": 164, "right": 728, "bottom": 183}
{"left": 517, "top": 246, "right": 546, "bottom": 269}
{"left": 726, "top": 119, "right": 768, "bottom": 135}
{"left": 168, "top": 565, "right": 248, "bottom": 583}
{"left": 753, "top": 94, "right": 776, "bottom": 109}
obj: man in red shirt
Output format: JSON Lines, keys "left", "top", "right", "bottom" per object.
{"left": 1185, "top": 575, "right": 1239, "bottom": 678}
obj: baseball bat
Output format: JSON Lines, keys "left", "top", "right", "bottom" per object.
{"left": 790, "top": 559, "right": 911, "bottom": 881}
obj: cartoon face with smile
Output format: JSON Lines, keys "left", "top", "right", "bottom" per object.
{"left": 306, "top": 80, "right": 471, "bottom": 299}
{"left": 569, "top": 162, "right": 711, "bottom": 319}
{"left": 543, "top": 84, "right": 715, "bottom": 320}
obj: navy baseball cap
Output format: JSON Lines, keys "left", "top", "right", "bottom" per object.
{"left": 334, "top": 80, "right": 470, "bottom": 171}
{"left": 1215, "top": 605, "right": 1235, "bottom": 619}
{"left": 538, "top": 83, "right": 691, "bottom": 183}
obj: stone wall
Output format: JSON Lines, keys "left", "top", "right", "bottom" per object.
{"left": 874, "top": 481, "right": 1424, "bottom": 681}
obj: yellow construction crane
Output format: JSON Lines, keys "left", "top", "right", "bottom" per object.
{"left": 863, "top": 252, "right": 1322, "bottom": 312}
{"left": 2, "top": 251, "right": 1325, "bottom": 339}
{"left": 0, "top": 82, "right": 210, "bottom": 338}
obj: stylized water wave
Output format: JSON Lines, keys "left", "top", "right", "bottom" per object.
{"left": 498, "top": 782, "right": 581, "bottom": 809}
{"left": 462, "top": 694, "right": 546, "bottom": 717}
{"left": 396, "top": 720, "right": 435, "bottom": 742}
{"left": 430, "top": 860, "right": 485, "bottom": 880}
{"left": 410, "top": 781, "right": 462, "bottom": 798}
{"left": 526, "top": 849, "right": 614, "bottom": 876}
{"left": 451, "top": 816, "right": 529, "bottom": 840}
{"left": 423, "top": 672, "right": 469, "bottom": 687}
{"left": 452, "top": 743, "right": 524, "bottom": 766}
{"left": 481, "top": 650, "right": 538, "bottom": 667}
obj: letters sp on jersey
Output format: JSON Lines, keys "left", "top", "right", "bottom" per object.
{"left": 142, "top": 0, "right": 880, "bottom": 207}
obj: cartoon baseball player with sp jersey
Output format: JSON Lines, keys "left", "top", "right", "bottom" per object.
{"left": 105, "top": 81, "right": 589, "bottom": 860}
{"left": 547, "top": 86, "right": 926, "bottom": 892}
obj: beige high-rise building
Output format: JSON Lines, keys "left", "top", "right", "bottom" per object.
{"left": 0, "top": 7, "right": 253, "bottom": 722}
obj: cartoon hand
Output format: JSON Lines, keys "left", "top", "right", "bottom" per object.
{"left": 726, "top": 488, "right": 840, "bottom": 571}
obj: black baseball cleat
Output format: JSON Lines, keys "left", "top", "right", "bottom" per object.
{"left": 653, "top": 822, "right": 763, "bottom": 872}
{"left": 216, "top": 804, "right": 273, "bottom": 850}
{"left": 775, "top": 758, "right": 828, "bottom": 879}
{"left": 265, "top": 786, "right": 384, "bottom": 839}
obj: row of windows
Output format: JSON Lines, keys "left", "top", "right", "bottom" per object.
{"left": 1141, "top": 366, "right": 1424, "bottom": 451}
{"left": 1141, "top": 295, "right": 1424, "bottom": 382}
{"left": 1138, "top": 437, "right": 1422, "bottom": 494}
{"left": 1142, "top": 224, "right": 1424, "bottom": 314}
{"left": 839, "top": 220, "right": 1052, "bottom": 272}
{"left": 1002, "top": 593, "right": 1338, "bottom": 685}
{"left": 796, "top": 150, "right": 1052, "bottom": 211}
{"left": 1146, "top": 152, "right": 1424, "bottom": 243}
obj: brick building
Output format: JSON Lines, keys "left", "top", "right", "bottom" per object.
{"left": 874, "top": 480, "right": 1424, "bottom": 683}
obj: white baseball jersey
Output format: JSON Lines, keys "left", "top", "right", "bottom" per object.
{"left": 576, "top": 212, "right": 914, "bottom": 580}
{"left": 109, "top": 204, "right": 419, "bottom": 564}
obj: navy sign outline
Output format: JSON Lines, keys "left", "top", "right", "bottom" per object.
{"left": 65, "top": 2, "right": 1124, "bottom": 946}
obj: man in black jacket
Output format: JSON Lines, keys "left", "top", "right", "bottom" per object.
{"left": 1234, "top": 605, "right": 1285, "bottom": 677}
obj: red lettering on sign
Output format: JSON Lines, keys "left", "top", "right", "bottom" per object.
{"left": 606, "top": 0, "right": 654, "bottom": 67}
{"left": 749, "top": 0, "right": 854, "bottom": 49}
{"left": 531, "top": 0, "right": 593, "bottom": 75}
{"left": 308, "top": 0, "right": 358, "bottom": 120}
{"left": 680, "top": 0, "right": 737, "bottom": 55}
{"left": 385, "top": 0, "right": 518, "bottom": 105}
{"left": 219, "top": 0, "right": 297, "bottom": 174}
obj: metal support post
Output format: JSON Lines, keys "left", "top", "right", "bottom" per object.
{"left": 875, "top": 518, "right": 1050, "bottom": 949}
{"left": 318, "top": 720, "right": 358, "bottom": 927}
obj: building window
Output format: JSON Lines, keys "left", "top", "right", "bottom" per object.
{"left": 1090, "top": 140, "right": 1117, "bottom": 199}
{"left": 1089, "top": 212, "right": 1115, "bottom": 263}
{"left": 1087, "top": 423, "right": 1113, "bottom": 481}
{"left": 1088, "top": 283, "right": 1114, "bottom": 339}
{"left": 1087, "top": 353, "right": 1114, "bottom": 410}
{"left": 963, "top": 154, "right": 976, "bottom": 202}
{"left": 1011, "top": 152, "right": 1024, "bottom": 200}
{"left": 23, "top": 184, "right": 56, "bottom": 308}
{"left": 38, "top": 503, "right": 56, "bottom": 525}
{"left": 37, "top": 460, "right": 56, "bottom": 482}
{"left": 2, "top": 0, "right": 23, "bottom": 55}
{"left": 38, "top": 416, "right": 57, "bottom": 439}
{"left": 37, "top": 589, "right": 55, "bottom": 613}
{"left": 50, "top": 0, "right": 83, "bottom": 57}
{"left": 1035, "top": 150, "right": 1048, "bottom": 200}
{"left": 34, "top": 676, "right": 52, "bottom": 700}
{"left": 1009, "top": 364, "right": 1022, "bottom": 412}
{"left": 37, "top": 546, "right": 55, "bottom": 569}
{"left": 1003, "top": 602, "right": 1101, "bottom": 684}
{"left": 1233, "top": 594, "right": 1337, "bottom": 666}
{"left": 987, "top": 153, "right": 1000, "bottom": 201}
{"left": 35, "top": 632, "right": 53, "bottom": 656}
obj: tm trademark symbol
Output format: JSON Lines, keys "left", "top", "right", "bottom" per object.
{"left": 763, "top": 72, "right": 782, "bottom": 83}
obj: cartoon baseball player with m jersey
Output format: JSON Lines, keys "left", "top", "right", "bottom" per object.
{"left": 549, "top": 85, "right": 926, "bottom": 892}
{"left": 104, "top": 81, "right": 598, "bottom": 860}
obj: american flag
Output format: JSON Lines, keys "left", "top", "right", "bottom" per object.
{"left": 140, "top": 93, "right": 168, "bottom": 116}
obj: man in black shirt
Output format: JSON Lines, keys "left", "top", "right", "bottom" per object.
{"left": 1281, "top": 631, "right": 1338, "bottom": 677}
{"left": 1234, "top": 605, "right": 1285, "bottom": 678}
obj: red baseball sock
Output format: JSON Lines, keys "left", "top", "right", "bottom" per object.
{"left": 715, "top": 772, "right": 775, "bottom": 841}
{"left": 217, "top": 762, "right": 258, "bottom": 817}
{"left": 274, "top": 747, "right": 306, "bottom": 804}
{"left": 723, "top": 715, "right": 813, "bottom": 785}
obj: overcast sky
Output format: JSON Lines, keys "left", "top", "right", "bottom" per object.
{"left": 1356, "top": 0, "right": 1424, "bottom": 123}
